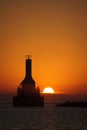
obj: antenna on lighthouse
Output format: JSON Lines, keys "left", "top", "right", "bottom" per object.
{"left": 26, "top": 55, "right": 32, "bottom": 60}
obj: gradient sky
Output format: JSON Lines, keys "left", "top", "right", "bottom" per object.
{"left": 0, "top": 0, "right": 87, "bottom": 94}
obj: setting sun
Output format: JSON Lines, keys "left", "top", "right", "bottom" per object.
{"left": 43, "top": 87, "right": 54, "bottom": 94}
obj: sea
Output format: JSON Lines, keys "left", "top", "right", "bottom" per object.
{"left": 0, "top": 94, "right": 87, "bottom": 130}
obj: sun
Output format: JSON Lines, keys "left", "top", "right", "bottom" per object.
{"left": 43, "top": 87, "right": 54, "bottom": 94}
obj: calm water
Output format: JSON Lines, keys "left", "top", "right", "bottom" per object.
{"left": 0, "top": 95, "right": 87, "bottom": 130}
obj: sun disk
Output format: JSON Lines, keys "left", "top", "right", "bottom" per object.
{"left": 43, "top": 87, "right": 54, "bottom": 94}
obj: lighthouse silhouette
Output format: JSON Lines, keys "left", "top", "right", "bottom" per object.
{"left": 13, "top": 55, "right": 44, "bottom": 106}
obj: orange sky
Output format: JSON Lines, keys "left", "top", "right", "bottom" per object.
{"left": 0, "top": 0, "right": 87, "bottom": 94}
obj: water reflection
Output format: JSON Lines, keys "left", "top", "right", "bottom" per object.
{"left": 0, "top": 104, "right": 87, "bottom": 130}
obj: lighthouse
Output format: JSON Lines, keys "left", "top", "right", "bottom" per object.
{"left": 13, "top": 55, "right": 44, "bottom": 106}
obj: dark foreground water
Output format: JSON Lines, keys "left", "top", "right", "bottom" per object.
{"left": 0, "top": 102, "right": 87, "bottom": 130}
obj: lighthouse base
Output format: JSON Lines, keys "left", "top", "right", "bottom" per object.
{"left": 13, "top": 96, "right": 44, "bottom": 107}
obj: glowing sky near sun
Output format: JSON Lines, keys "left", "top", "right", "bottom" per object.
{"left": 0, "top": 0, "right": 87, "bottom": 94}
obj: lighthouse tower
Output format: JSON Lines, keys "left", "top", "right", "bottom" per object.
{"left": 13, "top": 55, "right": 44, "bottom": 106}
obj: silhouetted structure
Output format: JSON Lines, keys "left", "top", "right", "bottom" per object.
{"left": 56, "top": 101, "right": 87, "bottom": 107}
{"left": 13, "top": 55, "right": 44, "bottom": 106}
